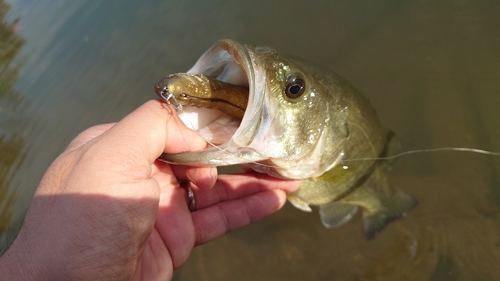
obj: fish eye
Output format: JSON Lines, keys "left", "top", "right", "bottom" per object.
{"left": 285, "top": 75, "right": 305, "bottom": 99}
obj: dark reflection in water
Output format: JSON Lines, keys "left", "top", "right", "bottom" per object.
{"left": 1, "top": 0, "right": 500, "bottom": 280}
{"left": 431, "top": 255, "right": 458, "bottom": 281}
{"left": 0, "top": 0, "right": 25, "bottom": 248}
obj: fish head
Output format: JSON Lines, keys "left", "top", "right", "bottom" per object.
{"left": 159, "top": 39, "right": 348, "bottom": 179}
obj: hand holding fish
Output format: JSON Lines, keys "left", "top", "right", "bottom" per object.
{"left": 0, "top": 100, "right": 300, "bottom": 281}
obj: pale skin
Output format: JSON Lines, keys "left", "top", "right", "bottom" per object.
{"left": 0, "top": 100, "right": 300, "bottom": 280}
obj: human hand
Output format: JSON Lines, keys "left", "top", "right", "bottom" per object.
{"left": 0, "top": 100, "right": 300, "bottom": 281}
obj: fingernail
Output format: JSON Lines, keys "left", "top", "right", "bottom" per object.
{"left": 208, "top": 167, "right": 218, "bottom": 189}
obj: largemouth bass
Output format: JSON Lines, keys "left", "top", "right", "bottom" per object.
{"left": 155, "top": 39, "right": 417, "bottom": 239}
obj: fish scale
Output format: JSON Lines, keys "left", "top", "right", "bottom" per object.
{"left": 156, "top": 39, "right": 417, "bottom": 239}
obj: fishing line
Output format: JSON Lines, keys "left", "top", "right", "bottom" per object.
{"left": 159, "top": 89, "right": 228, "bottom": 155}
{"left": 173, "top": 107, "right": 287, "bottom": 169}
{"left": 176, "top": 106, "right": 226, "bottom": 153}
{"left": 166, "top": 102, "right": 500, "bottom": 168}
{"left": 182, "top": 112, "right": 500, "bottom": 168}
{"left": 340, "top": 148, "right": 500, "bottom": 163}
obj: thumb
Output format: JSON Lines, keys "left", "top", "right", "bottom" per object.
{"left": 67, "top": 123, "right": 116, "bottom": 151}
{"left": 85, "top": 99, "right": 208, "bottom": 173}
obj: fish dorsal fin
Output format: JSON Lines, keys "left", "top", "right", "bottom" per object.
{"left": 319, "top": 202, "right": 359, "bottom": 228}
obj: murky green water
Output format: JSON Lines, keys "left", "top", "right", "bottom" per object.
{"left": 1, "top": 0, "right": 499, "bottom": 280}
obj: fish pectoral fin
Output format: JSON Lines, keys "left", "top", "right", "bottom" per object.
{"left": 319, "top": 202, "right": 359, "bottom": 229}
{"left": 337, "top": 160, "right": 418, "bottom": 240}
{"left": 287, "top": 194, "right": 312, "bottom": 212}
{"left": 362, "top": 187, "right": 418, "bottom": 240}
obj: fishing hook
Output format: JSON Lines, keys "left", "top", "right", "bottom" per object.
{"left": 159, "top": 86, "right": 182, "bottom": 110}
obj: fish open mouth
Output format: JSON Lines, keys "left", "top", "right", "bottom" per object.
{"left": 155, "top": 39, "right": 264, "bottom": 149}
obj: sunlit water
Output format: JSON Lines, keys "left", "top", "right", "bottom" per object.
{"left": 1, "top": 0, "right": 499, "bottom": 280}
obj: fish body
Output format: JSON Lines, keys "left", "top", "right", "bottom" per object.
{"left": 156, "top": 40, "right": 417, "bottom": 239}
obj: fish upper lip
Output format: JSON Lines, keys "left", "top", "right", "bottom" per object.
{"left": 186, "top": 39, "right": 263, "bottom": 147}
{"left": 187, "top": 39, "right": 254, "bottom": 88}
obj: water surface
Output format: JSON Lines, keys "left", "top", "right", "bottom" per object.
{"left": 1, "top": 0, "right": 499, "bottom": 280}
